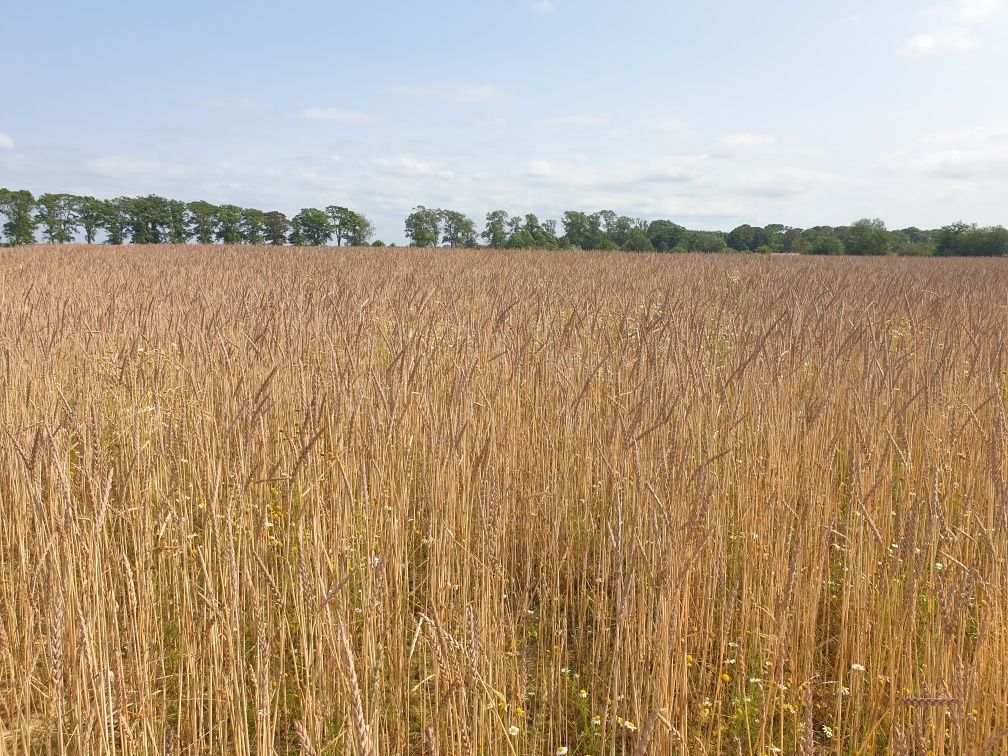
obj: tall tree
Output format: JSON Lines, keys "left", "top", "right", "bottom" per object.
{"left": 345, "top": 213, "right": 374, "bottom": 246}
{"left": 73, "top": 195, "right": 105, "bottom": 244}
{"left": 622, "top": 228, "right": 654, "bottom": 252}
{"left": 726, "top": 224, "right": 759, "bottom": 251}
{"left": 483, "top": 210, "right": 509, "bottom": 248}
{"left": 34, "top": 193, "right": 77, "bottom": 243}
{"left": 240, "top": 208, "right": 266, "bottom": 244}
{"left": 562, "top": 211, "right": 605, "bottom": 249}
{"left": 326, "top": 206, "right": 374, "bottom": 246}
{"left": 187, "top": 201, "right": 219, "bottom": 244}
{"left": 291, "top": 208, "right": 333, "bottom": 246}
{"left": 99, "top": 198, "right": 129, "bottom": 245}
{"left": 647, "top": 220, "right": 686, "bottom": 252}
{"left": 263, "top": 211, "right": 290, "bottom": 245}
{"left": 125, "top": 195, "right": 171, "bottom": 244}
{"left": 440, "top": 209, "right": 477, "bottom": 248}
{"left": 404, "top": 205, "right": 441, "bottom": 247}
{"left": 600, "top": 212, "right": 635, "bottom": 247}
{"left": 0, "top": 189, "right": 38, "bottom": 245}
{"left": 845, "top": 218, "right": 891, "bottom": 255}
{"left": 166, "top": 200, "right": 192, "bottom": 243}
{"left": 215, "top": 204, "right": 243, "bottom": 244}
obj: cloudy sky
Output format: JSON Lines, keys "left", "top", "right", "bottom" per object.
{"left": 2, "top": 0, "right": 1007, "bottom": 242}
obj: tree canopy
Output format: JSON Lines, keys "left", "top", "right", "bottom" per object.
{"left": 2, "top": 186, "right": 1006, "bottom": 257}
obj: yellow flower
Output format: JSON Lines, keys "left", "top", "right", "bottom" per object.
{"left": 722, "top": 673, "right": 731, "bottom": 683}
{"left": 578, "top": 689, "right": 588, "bottom": 699}
{"left": 557, "top": 747, "right": 569, "bottom": 755}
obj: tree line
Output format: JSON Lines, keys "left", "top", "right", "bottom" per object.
{"left": 3, "top": 188, "right": 1007, "bottom": 256}
{"left": 405, "top": 207, "right": 1008, "bottom": 257}
{"left": 0, "top": 190, "right": 375, "bottom": 247}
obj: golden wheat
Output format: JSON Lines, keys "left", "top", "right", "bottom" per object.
{"left": 0, "top": 245, "right": 1005, "bottom": 754}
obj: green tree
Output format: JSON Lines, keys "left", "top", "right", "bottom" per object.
{"left": 601, "top": 212, "right": 636, "bottom": 247}
{"left": 0, "top": 189, "right": 38, "bottom": 245}
{"left": 782, "top": 227, "right": 804, "bottom": 253}
{"left": 187, "top": 201, "right": 219, "bottom": 244}
{"left": 324, "top": 206, "right": 373, "bottom": 246}
{"left": 99, "top": 198, "right": 129, "bottom": 245}
{"left": 346, "top": 211, "right": 374, "bottom": 246}
{"left": 73, "top": 195, "right": 105, "bottom": 244}
{"left": 523, "top": 213, "right": 558, "bottom": 248}
{"left": 240, "top": 208, "right": 266, "bottom": 244}
{"left": 506, "top": 228, "right": 535, "bottom": 248}
{"left": 35, "top": 193, "right": 77, "bottom": 243}
{"left": 845, "top": 218, "right": 891, "bottom": 255}
{"left": 166, "top": 200, "right": 192, "bottom": 243}
{"left": 263, "top": 211, "right": 290, "bottom": 245}
{"left": 215, "top": 204, "right": 244, "bottom": 244}
{"left": 440, "top": 209, "right": 477, "bottom": 247}
{"left": 647, "top": 220, "right": 686, "bottom": 252}
{"left": 680, "top": 230, "right": 727, "bottom": 253}
{"left": 805, "top": 230, "right": 844, "bottom": 255}
{"left": 125, "top": 195, "right": 172, "bottom": 244}
{"left": 404, "top": 205, "right": 441, "bottom": 247}
{"left": 763, "top": 224, "right": 785, "bottom": 252}
{"left": 291, "top": 208, "right": 333, "bottom": 246}
{"left": 622, "top": 227, "right": 655, "bottom": 252}
{"left": 561, "top": 210, "right": 605, "bottom": 249}
{"left": 726, "top": 224, "right": 758, "bottom": 251}
{"left": 483, "top": 210, "right": 509, "bottom": 248}
{"left": 935, "top": 223, "right": 1008, "bottom": 256}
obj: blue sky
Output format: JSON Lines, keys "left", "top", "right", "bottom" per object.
{"left": 2, "top": 0, "right": 1007, "bottom": 242}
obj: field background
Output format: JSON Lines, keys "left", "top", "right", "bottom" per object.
{"left": 1, "top": 246, "right": 1006, "bottom": 755}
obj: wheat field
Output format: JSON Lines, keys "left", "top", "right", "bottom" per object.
{"left": 0, "top": 245, "right": 1006, "bottom": 755}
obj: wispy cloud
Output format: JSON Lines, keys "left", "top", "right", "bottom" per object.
{"left": 386, "top": 84, "right": 500, "bottom": 103}
{"left": 0, "top": 132, "right": 14, "bottom": 150}
{"left": 902, "top": 0, "right": 1006, "bottom": 54}
{"left": 530, "top": 0, "right": 555, "bottom": 13}
{"left": 950, "top": 0, "right": 1006, "bottom": 23}
{"left": 902, "top": 31, "right": 974, "bottom": 54}
{"left": 526, "top": 160, "right": 556, "bottom": 178}
{"left": 711, "top": 132, "right": 777, "bottom": 156}
{"left": 298, "top": 107, "right": 377, "bottom": 123}
{"left": 915, "top": 149, "right": 1008, "bottom": 179}
{"left": 920, "top": 125, "right": 1008, "bottom": 147}
{"left": 374, "top": 156, "right": 455, "bottom": 179}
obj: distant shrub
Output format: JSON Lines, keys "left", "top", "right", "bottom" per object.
{"left": 936, "top": 223, "right": 1008, "bottom": 257}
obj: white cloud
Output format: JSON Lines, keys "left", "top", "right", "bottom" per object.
{"left": 374, "top": 156, "right": 454, "bottom": 179}
{"left": 915, "top": 149, "right": 1008, "bottom": 180}
{"left": 711, "top": 132, "right": 777, "bottom": 156}
{"left": 530, "top": 0, "right": 555, "bottom": 13}
{"left": 920, "top": 125, "right": 1008, "bottom": 147}
{"left": 952, "top": 0, "right": 1006, "bottom": 24}
{"left": 386, "top": 84, "right": 500, "bottom": 103}
{"left": 0, "top": 132, "right": 14, "bottom": 150}
{"left": 527, "top": 160, "right": 555, "bottom": 178}
{"left": 902, "top": 31, "right": 974, "bottom": 54}
{"left": 902, "top": 0, "right": 1006, "bottom": 54}
{"left": 298, "top": 107, "right": 376, "bottom": 123}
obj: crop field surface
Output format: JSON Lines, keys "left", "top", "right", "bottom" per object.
{"left": 0, "top": 245, "right": 1006, "bottom": 755}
